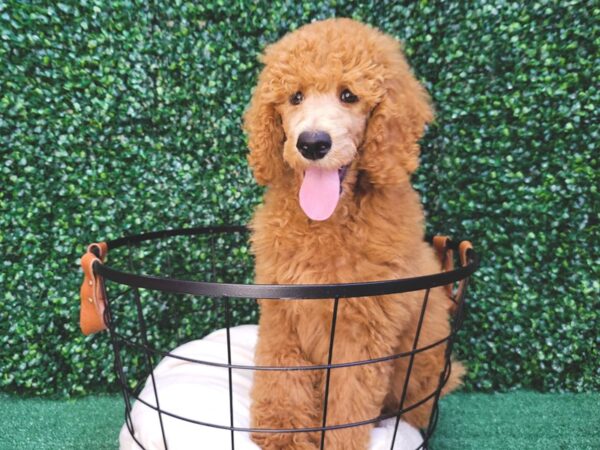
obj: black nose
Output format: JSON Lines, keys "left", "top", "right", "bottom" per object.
{"left": 296, "top": 131, "right": 332, "bottom": 160}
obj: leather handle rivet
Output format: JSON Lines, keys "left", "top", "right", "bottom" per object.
{"left": 88, "top": 297, "right": 94, "bottom": 303}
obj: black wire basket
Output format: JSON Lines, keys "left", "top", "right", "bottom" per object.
{"left": 79, "top": 226, "right": 478, "bottom": 450}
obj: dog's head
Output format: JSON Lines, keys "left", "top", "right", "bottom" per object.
{"left": 244, "top": 18, "right": 433, "bottom": 221}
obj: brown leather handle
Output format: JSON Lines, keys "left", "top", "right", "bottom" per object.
{"left": 433, "top": 236, "right": 474, "bottom": 304}
{"left": 459, "top": 241, "right": 473, "bottom": 267}
{"left": 433, "top": 235, "right": 454, "bottom": 298}
{"left": 87, "top": 241, "right": 108, "bottom": 261}
{"left": 455, "top": 241, "right": 474, "bottom": 302}
{"left": 79, "top": 243, "right": 108, "bottom": 335}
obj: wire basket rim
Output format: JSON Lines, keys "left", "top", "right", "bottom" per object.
{"left": 92, "top": 225, "right": 479, "bottom": 300}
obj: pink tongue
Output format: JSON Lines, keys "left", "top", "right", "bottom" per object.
{"left": 299, "top": 167, "right": 340, "bottom": 221}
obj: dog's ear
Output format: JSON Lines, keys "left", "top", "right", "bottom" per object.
{"left": 360, "top": 48, "right": 434, "bottom": 186}
{"left": 243, "top": 76, "right": 286, "bottom": 186}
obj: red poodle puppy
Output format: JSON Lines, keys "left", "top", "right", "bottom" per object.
{"left": 244, "top": 18, "right": 464, "bottom": 450}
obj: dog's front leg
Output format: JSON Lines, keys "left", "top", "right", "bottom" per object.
{"left": 251, "top": 301, "right": 322, "bottom": 450}
{"left": 319, "top": 319, "right": 396, "bottom": 450}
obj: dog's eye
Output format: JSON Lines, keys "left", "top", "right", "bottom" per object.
{"left": 340, "top": 89, "right": 358, "bottom": 104}
{"left": 290, "top": 91, "right": 304, "bottom": 105}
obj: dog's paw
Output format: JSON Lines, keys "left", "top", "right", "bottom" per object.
{"left": 251, "top": 431, "right": 318, "bottom": 450}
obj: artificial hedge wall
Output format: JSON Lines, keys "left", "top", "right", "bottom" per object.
{"left": 1, "top": 0, "right": 598, "bottom": 397}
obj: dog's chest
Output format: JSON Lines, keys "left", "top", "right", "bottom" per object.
{"left": 271, "top": 230, "right": 360, "bottom": 285}
{"left": 252, "top": 218, "right": 407, "bottom": 287}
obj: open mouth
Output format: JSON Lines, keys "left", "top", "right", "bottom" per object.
{"left": 338, "top": 164, "right": 349, "bottom": 186}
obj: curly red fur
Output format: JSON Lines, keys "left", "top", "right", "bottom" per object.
{"left": 244, "top": 18, "right": 464, "bottom": 450}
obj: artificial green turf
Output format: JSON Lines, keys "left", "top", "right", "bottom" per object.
{"left": 0, "top": 394, "right": 122, "bottom": 450}
{"left": 430, "top": 392, "right": 600, "bottom": 450}
{"left": 1, "top": 392, "right": 598, "bottom": 449}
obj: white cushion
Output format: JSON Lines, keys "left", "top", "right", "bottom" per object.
{"left": 119, "top": 325, "right": 423, "bottom": 449}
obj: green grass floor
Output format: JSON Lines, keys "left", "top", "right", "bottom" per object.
{"left": 0, "top": 391, "right": 598, "bottom": 449}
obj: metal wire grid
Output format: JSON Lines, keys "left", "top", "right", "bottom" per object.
{"left": 91, "top": 226, "right": 477, "bottom": 450}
